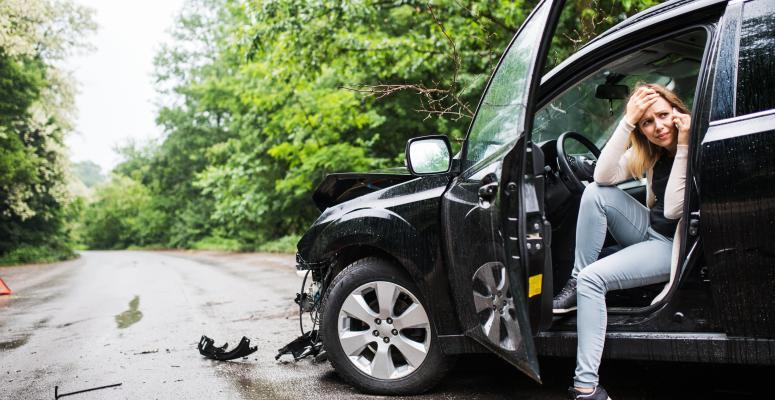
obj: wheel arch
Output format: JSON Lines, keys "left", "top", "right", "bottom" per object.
{"left": 332, "top": 245, "right": 409, "bottom": 281}
{"left": 307, "top": 208, "right": 462, "bottom": 336}
{"left": 309, "top": 208, "right": 431, "bottom": 287}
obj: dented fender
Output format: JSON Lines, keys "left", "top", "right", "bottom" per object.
{"left": 295, "top": 174, "right": 462, "bottom": 335}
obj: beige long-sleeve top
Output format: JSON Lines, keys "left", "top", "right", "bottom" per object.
{"left": 593, "top": 119, "right": 687, "bottom": 220}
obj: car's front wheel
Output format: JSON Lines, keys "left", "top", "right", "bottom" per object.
{"left": 319, "top": 257, "right": 451, "bottom": 395}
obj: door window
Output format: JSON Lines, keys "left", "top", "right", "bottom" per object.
{"left": 462, "top": 3, "right": 551, "bottom": 171}
{"left": 736, "top": 0, "right": 775, "bottom": 116}
{"left": 712, "top": 0, "right": 775, "bottom": 121}
{"left": 533, "top": 30, "right": 707, "bottom": 151}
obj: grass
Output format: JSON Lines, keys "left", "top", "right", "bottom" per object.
{"left": 256, "top": 234, "right": 300, "bottom": 253}
{"left": 191, "top": 236, "right": 244, "bottom": 252}
{"left": 20, "top": 234, "right": 301, "bottom": 259}
{"left": 0, "top": 244, "right": 78, "bottom": 266}
{"left": 125, "top": 244, "right": 168, "bottom": 251}
{"left": 191, "top": 234, "right": 299, "bottom": 254}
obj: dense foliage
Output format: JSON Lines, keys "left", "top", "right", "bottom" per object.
{"left": 80, "top": 0, "right": 660, "bottom": 252}
{"left": 0, "top": 0, "right": 95, "bottom": 264}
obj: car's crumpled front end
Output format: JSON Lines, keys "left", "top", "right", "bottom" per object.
{"left": 284, "top": 170, "right": 451, "bottom": 363}
{"left": 296, "top": 168, "right": 415, "bottom": 273}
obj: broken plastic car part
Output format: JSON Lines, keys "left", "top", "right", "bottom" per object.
{"left": 198, "top": 335, "right": 257, "bottom": 361}
{"left": 275, "top": 330, "right": 324, "bottom": 362}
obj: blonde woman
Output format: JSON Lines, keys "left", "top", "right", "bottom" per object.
{"left": 552, "top": 84, "right": 692, "bottom": 400}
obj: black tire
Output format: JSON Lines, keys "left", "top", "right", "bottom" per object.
{"left": 319, "top": 257, "right": 452, "bottom": 395}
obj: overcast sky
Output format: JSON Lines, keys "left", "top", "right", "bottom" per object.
{"left": 66, "top": 0, "right": 186, "bottom": 173}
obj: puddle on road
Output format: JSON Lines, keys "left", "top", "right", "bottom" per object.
{"left": 0, "top": 333, "right": 30, "bottom": 351}
{"left": 115, "top": 295, "right": 143, "bottom": 329}
{"left": 215, "top": 362, "right": 289, "bottom": 400}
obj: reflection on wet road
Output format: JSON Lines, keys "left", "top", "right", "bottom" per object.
{"left": 115, "top": 296, "right": 143, "bottom": 329}
{"left": 0, "top": 251, "right": 771, "bottom": 399}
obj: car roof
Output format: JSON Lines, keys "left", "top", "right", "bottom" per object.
{"left": 582, "top": 0, "right": 710, "bottom": 50}
{"left": 542, "top": 0, "right": 728, "bottom": 86}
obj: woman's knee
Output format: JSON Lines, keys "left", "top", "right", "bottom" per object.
{"left": 577, "top": 267, "right": 607, "bottom": 296}
{"left": 580, "top": 182, "right": 627, "bottom": 210}
{"left": 579, "top": 182, "right": 608, "bottom": 213}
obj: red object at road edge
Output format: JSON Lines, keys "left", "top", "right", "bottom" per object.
{"left": 0, "top": 277, "right": 11, "bottom": 295}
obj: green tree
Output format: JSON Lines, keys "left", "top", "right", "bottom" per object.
{"left": 0, "top": 0, "right": 95, "bottom": 263}
{"left": 90, "top": 0, "right": 664, "bottom": 252}
{"left": 81, "top": 176, "right": 165, "bottom": 249}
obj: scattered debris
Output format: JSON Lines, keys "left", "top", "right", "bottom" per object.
{"left": 314, "top": 349, "right": 328, "bottom": 364}
{"left": 294, "top": 292, "right": 316, "bottom": 313}
{"left": 275, "top": 330, "right": 324, "bottom": 362}
{"left": 231, "top": 314, "right": 257, "bottom": 322}
{"left": 54, "top": 383, "right": 121, "bottom": 399}
{"left": 198, "top": 335, "right": 257, "bottom": 361}
{"left": 277, "top": 269, "right": 327, "bottom": 362}
{"left": 133, "top": 349, "right": 158, "bottom": 355}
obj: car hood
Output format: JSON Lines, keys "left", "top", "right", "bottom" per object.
{"left": 311, "top": 168, "right": 414, "bottom": 211}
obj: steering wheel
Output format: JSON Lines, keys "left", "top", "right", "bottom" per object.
{"left": 556, "top": 131, "right": 602, "bottom": 194}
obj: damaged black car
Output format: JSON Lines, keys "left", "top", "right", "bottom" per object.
{"left": 293, "top": 0, "right": 775, "bottom": 395}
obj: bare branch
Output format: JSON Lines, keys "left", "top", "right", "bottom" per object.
{"left": 338, "top": 2, "right": 490, "bottom": 122}
{"left": 427, "top": 3, "right": 460, "bottom": 89}
{"left": 342, "top": 83, "right": 474, "bottom": 121}
{"left": 565, "top": 0, "right": 609, "bottom": 51}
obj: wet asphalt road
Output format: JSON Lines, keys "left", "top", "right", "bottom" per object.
{"left": 1, "top": 251, "right": 771, "bottom": 400}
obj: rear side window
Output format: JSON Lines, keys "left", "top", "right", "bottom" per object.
{"left": 736, "top": 0, "right": 775, "bottom": 116}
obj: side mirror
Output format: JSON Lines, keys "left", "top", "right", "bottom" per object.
{"left": 405, "top": 135, "right": 452, "bottom": 176}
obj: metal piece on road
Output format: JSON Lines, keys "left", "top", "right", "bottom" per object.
{"left": 198, "top": 335, "right": 257, "bottom": 361}
{"left": 55, "top": 383, "right": 122, "bottom": 399}
{"left": 275, "top": 330, "right": 323, "bottom": 361}
{"left": 337, "top": 281, "right": 431, "bottom": 380}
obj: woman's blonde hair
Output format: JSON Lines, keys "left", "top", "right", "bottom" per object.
{"left": 626, "top": 83, "right": 690, "bottom": 178}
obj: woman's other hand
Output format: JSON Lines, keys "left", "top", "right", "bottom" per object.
{"left": 672, "top": 108, "right": 691, "bottom": 146}
{"left": 625, "top": 86, "right": 660, "bottom": 126}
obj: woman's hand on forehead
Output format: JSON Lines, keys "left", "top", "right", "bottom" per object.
{"left": 625, "top": 86, "right": 660, "bottom": 126}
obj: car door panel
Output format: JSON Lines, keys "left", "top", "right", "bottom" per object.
{"left": 440, "top": 0, "right": 564, "bottom": 382}
{"left": 700, "top": 111, "right": 775, "bottom": 339}
{"left": 700, "top": 0, "right": 775, "bottom": 340}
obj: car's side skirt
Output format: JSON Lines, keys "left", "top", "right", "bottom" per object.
{"left": 535, "top": 331, "right": 775, "bottom": 365}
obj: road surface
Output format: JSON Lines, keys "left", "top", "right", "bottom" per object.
{"left": 0, "top": 251, "right": 770, "bottom": 399}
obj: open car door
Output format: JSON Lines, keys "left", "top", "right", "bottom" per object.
{"left": 440, "top": 0, "right": 564, "bottom": 382}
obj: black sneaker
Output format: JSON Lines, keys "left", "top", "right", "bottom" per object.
{"left": 552, "top": 278, "right": 577, "bottom": 314}
{"left": 568, "top": 385, "right": 611, "bottom": 400}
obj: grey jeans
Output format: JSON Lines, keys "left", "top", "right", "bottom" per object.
{"left": 572, "top": 183, "right": 672, "bottom": 388}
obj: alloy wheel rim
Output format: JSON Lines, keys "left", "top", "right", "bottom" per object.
{"left": 337, "top": 281, "right": 431, "bottom": 380}
{"left": 472, "top": 262, "right": 521, "bottom": 351}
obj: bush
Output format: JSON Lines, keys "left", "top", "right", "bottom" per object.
{"left": 191, "top": 236, "right": 244, "bottom": 251}
{"left": 256, "top": 234, "right": 300, "bottom": 254}
{"left": 0, "top": 244, "right": 76, "bottom": 266}
{"left": 80, "top": 176, "right": 164, "bottom": 249}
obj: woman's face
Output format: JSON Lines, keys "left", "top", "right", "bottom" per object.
{"left": 637, "top": 96, "right": 677, "bottom": 149}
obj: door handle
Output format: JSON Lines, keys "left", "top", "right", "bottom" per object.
{"left": 478, "top": 181, "right": 499, "bottom": 201}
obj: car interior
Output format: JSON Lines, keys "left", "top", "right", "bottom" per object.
{"left": 530, "top": 29, "right": 708, "bottom": 312}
